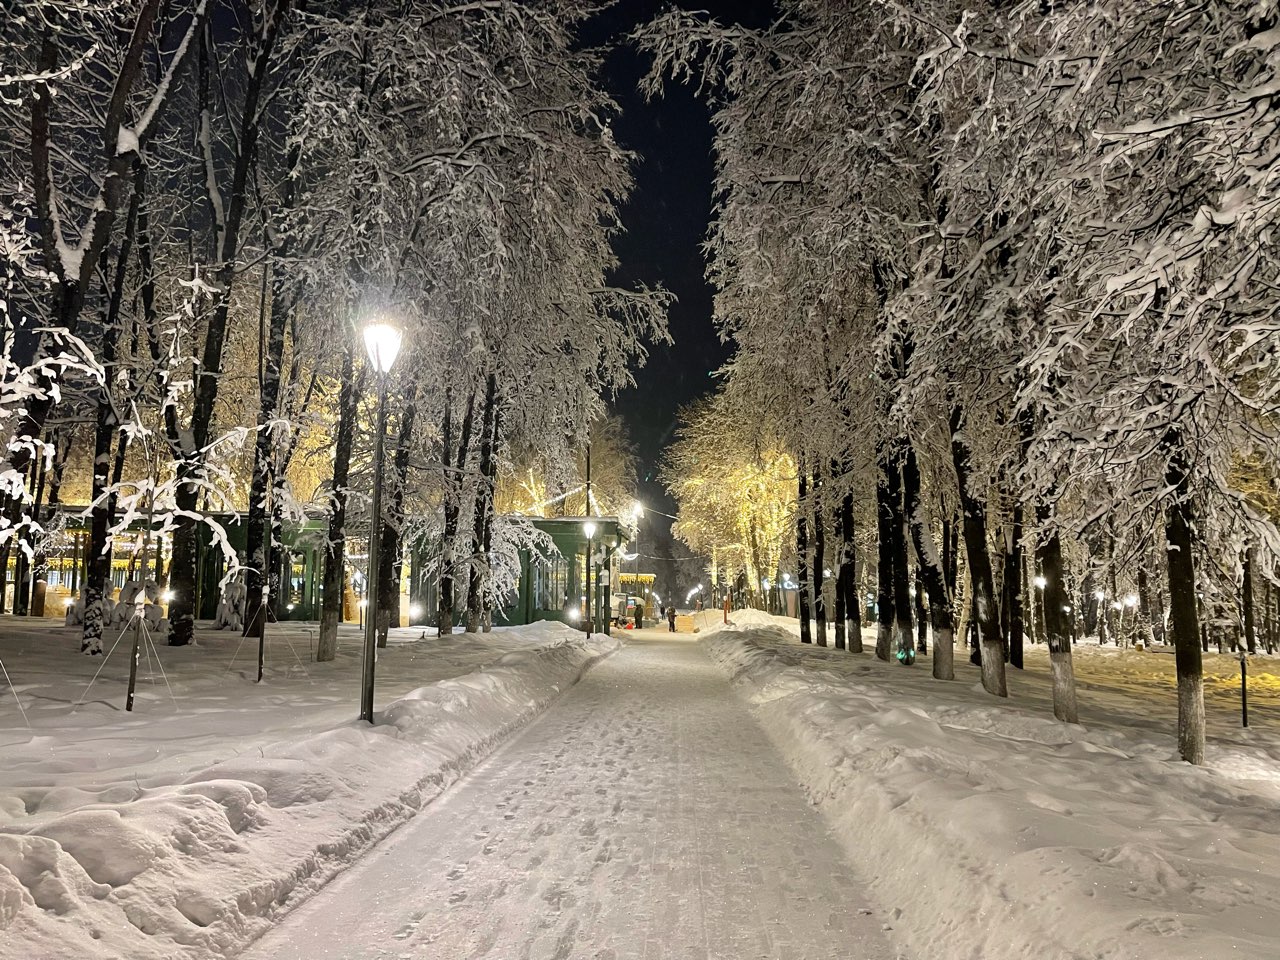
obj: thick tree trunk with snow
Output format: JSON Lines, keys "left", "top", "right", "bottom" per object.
{"left": 875, "top": 456, "right": 895, "bottom": 662}
{"left": 903, "top": 446, "right": 952, "bottom": 679}
{"left": 318, "top": 344, "right": 360, "bottom": 662}
{"left": 1036, "top": 508, "right": 1078, "bottom": 722}
{"left": 831, "top": 466, "right": 847, "bottom": 651}
{"left": 1242, "top": 547, "right": 1257, "bottom": 655}
{"left": 886, "top": 456, "right": 914, "bottom": 664}
{"left": 810, "top": 469, "right": 827, "bottom": 647}
{"left": 796, "top": 464, "right": 812, "bottom": 644}
{"left": 467, "top": 374, "right": 497, "bottom": 634}
{"left": 378, "top": 385, "right": 418, "bottom": 647}
{"left": 167, "top": 476, "right": 201, "bottom": 645}
{"left": 950, "top": 406, "right": 1007, "bottom": 696}
{"left": 82, "top": 179, "right": 140, "bottom": 653}
{"left": 1164, "top": 438, "right": 1204, "bottom": 764}
{"left": 1005, "top": 501, "right": 1025, "bottom": 668}
{"left": 438, "top": 390, "right": 475, "bottom": 637}
{"left": 839, "top": 486, "right": 861, "bottom": 650}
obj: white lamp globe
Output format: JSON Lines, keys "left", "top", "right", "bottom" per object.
{"left": 363, "top": 322, "right": 403, "bottom": 374}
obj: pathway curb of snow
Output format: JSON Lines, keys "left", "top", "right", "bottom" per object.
{"left": 701, "top": 628, "right": 1063, "bottom": 959}
{"left": 2, "top": 626, "right": 620, "bottom": 960}
{"left": 699, "top": 622, "right": 1280, "bottom": 960}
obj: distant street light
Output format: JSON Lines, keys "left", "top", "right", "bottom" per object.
{"left": 359, "top": 319, "right": 403, "bottom": 724}
{"left": 1033, "top": 575, "right": 1047, "bottom": 589}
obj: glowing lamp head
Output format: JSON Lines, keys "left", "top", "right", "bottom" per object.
{"left": 363, "top": 322, "right": 403, "bottom": 374}
{"left": 1094, "top": 590, "right": 1105, "bottom": 601}
{"left": 1033, "top": 575, "right": 1047, "bottom": 589}
{"left": 567, "top": 607, "right": 581, "bottom": 622}
{"left": 583, "top": 521, "right": 597, "bottom": 540}
{"left": 410, "top": 604, "right": 424, "bottom": 620}
{"left": 358, "top": 599, "right": 368, "bottom": 610}
{"left": 1124, "top": 594, "right": 1138, "bottom": 608}
{"left": 162, "top": 590, "right": 174, "bottom": 603}
{"left": 631, "top": 502, "right": 644, "bottom": 519}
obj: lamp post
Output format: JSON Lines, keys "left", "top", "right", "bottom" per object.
{"left": 630, "top": 502, "right": 643, "bottom": 626}
{"left": 583, "top": 520, "right": 597, "bottom": 638}
{"left": 359, "top": 320, "right": 403, "bottom": 724}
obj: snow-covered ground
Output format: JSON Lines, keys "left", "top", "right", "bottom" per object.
{"left": 0, "top": 616, "right": 617, "bottom": 959}
{"left": 707, "top": 610, "right": 1280, "bottom": 960}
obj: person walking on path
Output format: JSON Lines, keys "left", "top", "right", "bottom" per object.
{"left": 666, "top": 605, "right": 677, "bottom": 632}
{"left": 723, "top": 593, "right": 731, "bottom": 624}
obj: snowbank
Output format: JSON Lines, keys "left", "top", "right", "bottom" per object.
{"left": 0, "top": 619, "right": 618, "bottom": 959}
{"left": 702, "top": 617, "right": 1280, "bottom": 960}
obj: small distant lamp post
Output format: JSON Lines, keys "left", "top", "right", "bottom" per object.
{"left": 583, "top": 521, "right": 597, "bottom": 638}
{"left": 359, "top": 320, "right": 403, "bottom": 724}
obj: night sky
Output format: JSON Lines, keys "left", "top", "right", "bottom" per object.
{"left": 581, "top": 0, "right": 776, "bottom": 589}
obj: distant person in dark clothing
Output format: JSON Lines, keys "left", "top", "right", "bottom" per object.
{"left": 666, "top": 605, "right": 677, "bottom": 632}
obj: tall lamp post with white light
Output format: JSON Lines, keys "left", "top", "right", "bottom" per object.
{"left": 359, "top": 320, "right": 403, "bottom": 723}
{"left": 583, "top": 520, "right": 597, "bottom": 639}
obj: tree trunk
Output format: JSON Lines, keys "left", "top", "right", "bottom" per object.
{"left": 1242, "top": 547, "right": 1257, "bottom": 655}
{"left": 318, "top": 343, "right": 361, "bottom": 662}
{"left": 831, "top": 467, "right": 847, "bottom": 652}
{"left": 378, "top": 383, "right": 418, "bottom": 646}
{"left": 886, "top": 456, "right": 914, "bottom": 664}
{"left": 467, "top": 374, "right": 498, "bottom": 634}
{"left": 839, "top": 485, "right": 861, "bottom": 651}
{"left": 811, "top": 469, "right": 827, "bottom": 647}
{"left": 167, "top": 474, "right": 201, "bottom": 645}
{"left": 244, "top": 262, "right": 291, "bottom": 641}
{"left": 875, "top": 454, "right": 895, "bottom": 662}
{"left": 1164, "top": 437, "right": 1204, "bottom": 764}
{"left": 950, "top": 405, "right": 1007, "bottom": 696}
{"left": 1036, "top": 504, "right": 1078, "bottom": 721}
{"left": 1005, "top": 502, "right": 1025, "bottom": 668}
{"left": 903, "top": 444, "right": 954, "bottom": 677}
{"left": 796, "top": 463, "right": 813, "bottom": 644}
{"left": 438, "top": 389, "right": 476, "bottom": 636}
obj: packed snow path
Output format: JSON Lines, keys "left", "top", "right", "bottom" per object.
{"left": 241, "top": 632, "right": 900, "bottom": 960}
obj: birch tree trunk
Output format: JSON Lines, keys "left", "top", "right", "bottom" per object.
{"left": 1036, "top": 507, "right": 1078, "bottom": 722}
{"left": 903, "top": 445, "right": 952, "bottom": 679}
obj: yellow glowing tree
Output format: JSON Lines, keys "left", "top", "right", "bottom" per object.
{"left": 663, "top": 395, "right": 795, "bottom": 594}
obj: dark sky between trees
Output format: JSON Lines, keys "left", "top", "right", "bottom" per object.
{"left": 582, "top": 0, "right": 775, "bottom": 587}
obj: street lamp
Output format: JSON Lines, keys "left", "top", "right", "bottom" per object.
{"left": 359, "top": 320, "right": 403, "bottom": 724}
{"left": 583, "top": 520, "right": 597, "bottom": 638}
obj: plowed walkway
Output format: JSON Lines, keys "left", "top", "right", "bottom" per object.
{"left": 242, "top": 632, "right": 899, "bottom": 960}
